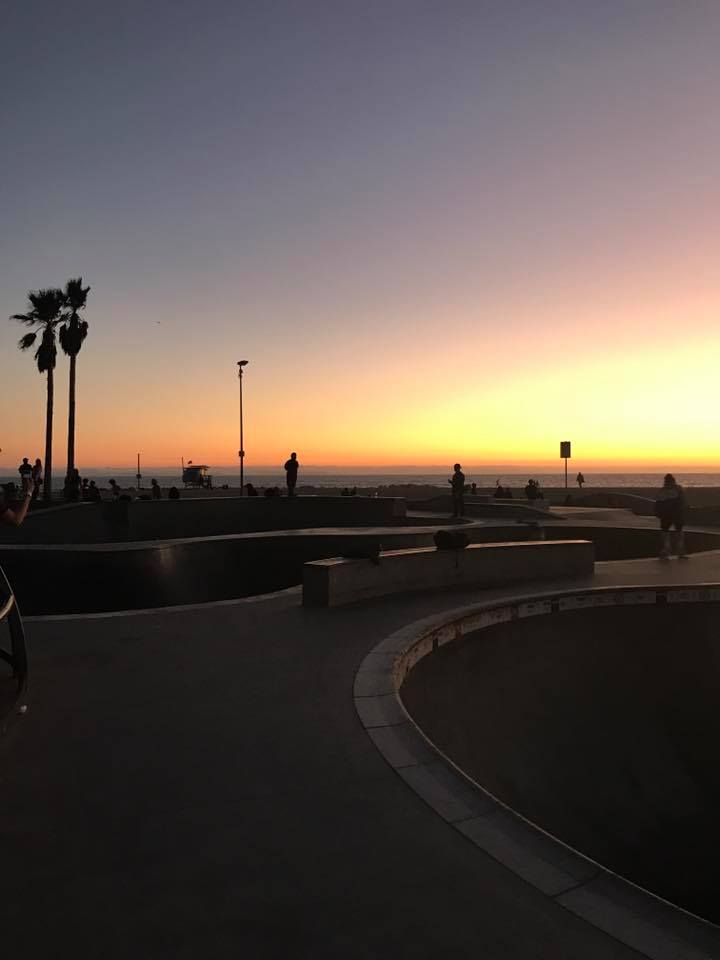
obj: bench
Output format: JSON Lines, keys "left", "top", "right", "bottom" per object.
{"left": 303, "top": 539, "right": 594, "bottom": 607}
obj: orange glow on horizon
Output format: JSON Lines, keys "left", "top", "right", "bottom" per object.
{"left": 3, "top": 320, "right": 720, "bottom": 475}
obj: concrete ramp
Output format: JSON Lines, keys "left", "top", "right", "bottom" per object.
{"left": 401, "top": 601, "right": 720, "bottom": 925}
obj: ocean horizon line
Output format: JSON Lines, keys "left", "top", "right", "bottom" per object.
{"left": 5, "top": 464, "right": 720, "bottom": 475}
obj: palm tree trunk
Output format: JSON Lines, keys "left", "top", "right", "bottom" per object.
{"left": 44, "top": 366, "right": 53, "bottom": 502}
{"left": 67, "top": 353, "right": 76, "bottom": 476}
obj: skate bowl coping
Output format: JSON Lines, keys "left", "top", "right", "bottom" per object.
{"left": 303, "top": 539, "right": 594, "bottom": 607}
{"left": 354, "top": 584, "right": 720, "bottom": 959}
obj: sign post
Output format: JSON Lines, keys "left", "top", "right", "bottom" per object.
{"left": 560, "top": 441, "right": 571, "bottom": 489}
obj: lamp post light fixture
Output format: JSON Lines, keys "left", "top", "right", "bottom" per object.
{"left": 238, "top": 360, "right": 249, "bottom": 494}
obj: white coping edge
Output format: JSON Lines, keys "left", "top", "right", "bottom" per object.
{"left": 23, "top": 585, "right": 302, "bottom": 623}
{"left": 354, "top": 582, "right": 720, "bottom": 960}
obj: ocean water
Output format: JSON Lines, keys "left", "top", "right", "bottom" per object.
{"left": 3, "top": 470, "right": 720, "bottom": 489}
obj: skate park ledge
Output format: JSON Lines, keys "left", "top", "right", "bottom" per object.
{"left": 303, "top": 539, "right": 594, "bottom": 607}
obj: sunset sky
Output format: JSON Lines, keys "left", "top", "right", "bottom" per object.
{"left": 2, "top": 1, "right": 720, "bottom": 472}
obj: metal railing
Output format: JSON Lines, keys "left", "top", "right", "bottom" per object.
{"left": 0, "top": 564, "right": 27, "bottom": 692}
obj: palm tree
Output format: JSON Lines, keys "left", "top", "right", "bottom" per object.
{"left": 12, "top": 288, "right": 65, "bottom": 501}
{"left": 59, "top": 278, "right": 90, "bottom": 478}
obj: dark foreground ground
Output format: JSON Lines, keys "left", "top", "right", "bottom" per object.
{"left": 402, "top": 603, "right": 720, "bottom": 924}
{"left": 0, "top": 582, "right": 642, "bottom": 960}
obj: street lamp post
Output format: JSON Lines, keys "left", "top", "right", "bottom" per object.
{"left": 238, "top": 360, "right": 249, "bottom": 494}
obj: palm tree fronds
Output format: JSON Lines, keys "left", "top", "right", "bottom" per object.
{"left": 35, "top": 329, "right": 57, "bottom": 373}
{"left": 62, "top": 277, "right": 91, "bottom": 313}
{"left": 18, "top": 332, "right": 37, "bottom": 350}
{"left": 59, "top": 315, "right": 89, "bottom": 356}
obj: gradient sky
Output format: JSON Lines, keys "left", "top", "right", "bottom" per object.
{"left": 2, "top": 0, "right": 720, "bottom": 471}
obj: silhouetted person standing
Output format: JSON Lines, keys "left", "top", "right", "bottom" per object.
{"left": 18, "top": 458, "right": 33, "bottom": 493}
{"left": 449, "top": 463, "right": 465, "bottom": 517}
{"left": 151, "top": 479, "right": 162, "bottom": 500}
{"left": 31, "top": 458, "right": 43, "bottom": 499}
{"left": 655, "top": 473, "right": 687, "bottom": 560}
{"left": 284, "top": 452, "right": 299, "bottom": 497}
{"left": 576, "top": 472, "right": 585, "bottom": 489}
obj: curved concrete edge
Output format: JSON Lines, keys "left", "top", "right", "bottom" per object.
{"left": 354, "top": 583, "right": 720, "bottom": 960}
{"left": 23, "top": 584, "right": 302, "bottom": 623}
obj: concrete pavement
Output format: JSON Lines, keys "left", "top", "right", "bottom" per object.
{"left": 3, "top": 548, "right": 720, "bottom": 958}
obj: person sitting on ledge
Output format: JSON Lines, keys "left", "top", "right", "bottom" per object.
{"left": 64, "top": 468, "right": 82, "bottom": 502}
{"left": 151, "top": 479, "right": 162, "bottom": 500}
{"left": 0, "top": 482, "right": 32, "bottom": 526}
{"left": 525, "top": 479, "right": 543, "bottom": 500}
{"left": 108, "top": 479, "right": 122, "bottom": 500}
{"left": 87, "top": 480, "right": 101, "bottom": 502}
{"left": 245, "top": 483, "right": 258, "bottom": 497}
{"left": 168, "top": 486, "right": 180, "bottom": 500}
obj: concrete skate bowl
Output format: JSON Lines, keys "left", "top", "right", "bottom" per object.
{"left": 5, "top": 522, "right": 720, "bottom": 616}
{"left": 0, "top": 522, "right": 546, "bottom": 615}
{"left": 396, "top": 588, "right": 720, "bottom": 928}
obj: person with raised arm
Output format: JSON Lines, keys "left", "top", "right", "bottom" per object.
{"left": 0, "top": 483, "right": 32, "bottom": 527}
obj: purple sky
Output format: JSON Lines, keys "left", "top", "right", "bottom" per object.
{"left": 3, "top": 2, "right": 720, "bottom": 469}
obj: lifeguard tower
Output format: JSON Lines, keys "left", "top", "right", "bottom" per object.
{"left": 182, "top": 464, "right": 213, "bottom": 489}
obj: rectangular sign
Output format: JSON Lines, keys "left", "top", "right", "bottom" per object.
{"left": 560, "top": 441, "right": 571, "bottom": 459}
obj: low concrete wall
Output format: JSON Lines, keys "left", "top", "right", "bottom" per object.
{"left": 303, "top": 539, "right": 594, "bottom": 607}
{"left": 0, "top": 496, "right": 407, "bottom": 544}
{"left": 411, "top": 496, "right": 551, "bottom": 519}
{"left": 0, "top": 523, "right": 550, "bottom": 616}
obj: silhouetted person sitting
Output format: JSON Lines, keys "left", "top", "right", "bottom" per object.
{"left": 264, "top": 486, "right": 280, "bottom": 498}
{"left": 168, "top": 486, "right": 180, "bottom": 500}
{"left": 245, "top": 483, "right": 258, "bottom": 497}
{"left": 493, "top": 482, "right": 505, "bottom": 499}
{"left": 525, "top": 479, "right": 543, "bottom": 501}
{"left": 284, "top": 452, "right": 299, "bottom": 497}
{"left": 0, "top": 483, "right": 32, "bottom": 527}
{"left": 87, "top": 480, "right": 101, "bottom": 502}
{"left": 63, "top": 468, "right": 82, "bottom": 502}
{"left": 151, "top": 479, "right": 162, "bottom": 500}
{"left": 448, "top": 463, "right": 465, "bottom": 517}
{"left": 109, "top": 479, "right": 122, "bottom": 500}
